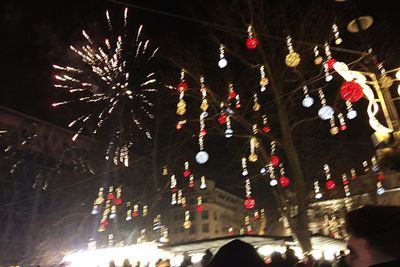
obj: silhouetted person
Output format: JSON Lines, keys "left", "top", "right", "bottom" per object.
{"left": 207, "top": 239, "right": 265, "bottom": 267}
{"left": 180, "top": 251, "right": 192, "bottom": 267}
{"left": 283, "top": 246, "right": 299, "bottom": 267}
{"left": 268, "top": 251, "right": 284, "bottom": 267}
{"left": 201, "top": 249, "right": 213, "bottom": 267}
{"left": 109, "top": 260, "right": 117, "bottom": 267}
{"left": 345, "top": 205, "right": 400, "bottom": 267}
{"left": 123, "top": 259, "right": 132, "bottom": 267}
{"left": 135, "top": 261, "right": 141, "bottom": 267}
{"left": 335, "top": 251, "right": 349, "bottom": 267}
{"left": 158, "top": 259, "right": 171, "bottom": 267}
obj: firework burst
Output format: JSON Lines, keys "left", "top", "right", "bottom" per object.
{"left": 52, "top": 8, "right": 158, "bottom": 166}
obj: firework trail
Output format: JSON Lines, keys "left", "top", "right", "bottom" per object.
{"left": 52, "top": 8, "right": 158, "bottom": 167}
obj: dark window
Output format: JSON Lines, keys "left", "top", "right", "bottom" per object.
{"left": 201, "top": 210, "right": 209, "bottom": 220}
{"left": 202, "top": 223, "right": 209, "bottom": 233}
{"left": 189, "top": 225, "right": 196, "bottom": 234}
{"left": 214, "top": 212, "right": 218, "bottom": 220}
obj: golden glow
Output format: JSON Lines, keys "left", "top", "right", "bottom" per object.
{"left": 285, "top": 52, "right": 301, "bottom": 67}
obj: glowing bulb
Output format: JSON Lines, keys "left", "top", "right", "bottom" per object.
{"left": 397, "top": 84, "right": 400, "bottom": 96}
{"left": 325, "top": 75, "right": 333, "bottom": 82}
{"left": 225, "top": 129, "right": 233, "bottom": 138}
{"left": 270, "top": 179, "right": 278, "bottom": 186}
{"left": 260, "top": 86, "right": 266, "bottom": 92}
{"left": 218, "top": 58, "right": 228, "bottom": 68}
{"left": 347, "top": 110, "right": 357, "bottom": 120}
{"left": 396, "top": 70, "right": 400, "bottom": 80}
{"left": 195, "top": 151, "right": 209, "bottom": 164}
{"left": 315, "top": 192, "right": 323, "bottom": 199}
{"left": 302, "top": 96, "right": 314, "bottom": 108}
{"left": 242, "top": 169, "right": 249, "bottom": 176}
{"left": 377, "top": 187, "right": 385, "bottom": 195}
{"left": 318, "top": 105, "right": 334, "bottom": 120}
{"left": 260, "top": 167, "right": 266, "bottom": 174}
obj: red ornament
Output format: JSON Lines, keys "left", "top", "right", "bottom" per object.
{"left": 377, "top": 172, "right": 385, "bottom": 181}
{"left": 176, "top": 122, "right": 183, "bottom": 130}
{"left": 326, "top": 58, "right": 337, "bottom": 70}
{"left": 340, "top": 124, "right": 347, "bottom": 131}
{"left": 171, "top": 187, "right": 177, "bottom": 193}
{"left": 262, "top": 126, "right": 271, "bottom": 133}
{"left": 183, "top": 170, "right": 191, "bottom": 177}
{"left": 196, "top": 204, "right": 204, "bottom": 213}
{"left": 343, "top": 180, "right": 349, "bottom": 186}
{"left": 246, "top": 37, "right": 258, "bottom": 49}
{"left": 189, "top": 181, "right": 194, "bottom": 188}
{"left": 200, "top": 129, "right": 207, "bottom": 136}
{"left": 132, "top": 211, "right": 139, "bottom": 217}
{"left": 115, "top": 198, "right": 122, "bottom": 205}
{"left": 228, "top": 91, "right": 237, "bottom": 100}
{"left": 325, "top": 180, "right": 336, "bottom": 190}
{"left": 235, "top": 103, "right": 241, "bottom": 109}
{"left": 177, "top": 82, "right": 188, "bottom": 92}
{"left": 106, "top": 193, "right": 114, "bottom": 200}
{"left": 100, "top": 220, "right": 109, "bottom": 227}
{"left": 218, "top": 114, "right": 227, "bottom": 125}
{"left": 182, "top": 202, "right": 187, "bottom": 208}
{"left": 279, "top": 176, "right": 290, "bottom": 187}
{"left": 351, "top": 175, "right": 357, "bottom": 180}
{"left": 340, "top": 81, "right": 363, "bottom": 102}
{"left": 228, "top": 231, "right": 234, "bottom": 236}
{"left": 244, "top": 198, "right": 256, "bottom": 209}
{"left": 271, "top": 154, "right": 280, "bottom": 167}
{"left": 247, "top": 229, "right": 254, "bottom": 234}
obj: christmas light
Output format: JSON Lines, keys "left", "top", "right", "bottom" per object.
{"left": 200, "top": 176, "right": 207, "bottom": 189}
{"left": 126, "top": 209, "right": 132, "bottom": 221}
{"left": 350, "top": 168, "right": 357, "bottom": 180}
{"left": 323, "top": 164, "right": 336, "bottom": 190}
{"left": 177, "top": 189, "right": 183, "bottom": 205}
{"left": 143, "top": 205, "right": 148, "bottom": 216}
{"left": 268, "top": 163, "right": 278, "bottom": 186}
{"left": 342, "top": 174, "right": 351, "bottom": 197}
{"left": 302, "top": 86, "right": 314, "bottom": 108}
{"left": 248, "top": 137, "right": 258, "bottom": 162}
{"left": 246, "top": 25, "right": 258, "bottom": 49}
{"left": 253, "top": 93, "right": 261, "bottom": 111}
{"left": 162, "top": 165, "right": 168, "bottom": 176}
{"left": 115, "top": 187, "right": 122, "bottom": 205}
{"left": 244, "top": 178, "right": 256, "bottom": 209}
{"left": 329, "top": 117, "right": 339, "bottom": 135}
{"left": 171, "top": 192, "right": 177, "bottom": 205}
{"left": 107, "top": 186, "right": 114, "bottom": 200}
{"left": 225, "top": 116, "right": 233, "bottom": 138}
{"left": 183, "top": 211, "right": 191, "bottom": 229}
{"left": 196, "top": 80, "right": 209, "bottom": 164}
{"left": 314, "top": 181, "right": 323, "bottom": 199}
{"left": 196, "top": 196, "right": 204, "bottom": 212}
{"left": 170, "top": 175, "right": 177, "bottom": 191}
{"left": 313, "top": 46, "right": 323, "bottom": 65}
{"left": 371, "top": 156, "right": 379, "bottom": 172}
{"left": 338, "top": 113, "right": 347, "bottom": 131}
{"left": 95, "top": 187, "right": 104, "bottom": 205}
{"left": 218, "top": 44, "right": 228, "bottom": 68}
{"left": 189, "top": 174, "right": 195, "bottom": 188}
{"left": 340, "top": 81, "right": 363, "bottom": 102}
{"left": 259, "top": 65, "right": 269, "bottom": 92}
{"left": 345, "top": 101, "right": 358, "bottom": 119}
{"left": 285, "top": 35, "right": 301, "bottom": 67}
{"left": 183, "top": 161, "right": 191, "bottom": 177}
{"left": 318, "top": 89, "right": 334, "bottom": 120}
{"left": 109, "top": 205, "right": 116, "bottom": 219}
{"left": 376, "top": 181, "right": 385, "bottom": 195}
{"left": 176, "top": 69, "right": 187, "bottom": 115}
{"left": 279, "top": 164, "right": 290, "bottom": 187}
{"left": 133, "top": 204, "right": 139, "bottom": 217}
{"left": 332, "top": 23, "right": 343, "bottom": 45}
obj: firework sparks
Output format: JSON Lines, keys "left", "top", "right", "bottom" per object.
{"left": 52, "top": 8, "right": 158, "bottom": 167}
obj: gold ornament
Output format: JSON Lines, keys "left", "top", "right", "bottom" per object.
{"left": 335, "top": 38, "right": 343, "bottom": 45}
{"left": 200, "top": 99, "right": 209, "bottom": 111}
{"left": 253, "top": 103, "right": 261, "bottom": 111}
{"left": 314, "top": 56, "right": 323, "bottom": 65}
{"left": 259, "top": 77, "right": 269, "bottom": 86}
{"left": 285, "top": 52, "right": 301, "bottom": 67}
{"left": 379, "top": 75, "right": 394, "bottom": 88}
{"left": 330, "top": 127, "right": 339, "bottom": 135}
{"left": 176, "top": 99, "right": 186, "bottom": 115}
{"left": 183, "top": 220, "right": 191, "bottom": 229}
{"left": 248, "top": 153, "right": 258, "bottom": 162}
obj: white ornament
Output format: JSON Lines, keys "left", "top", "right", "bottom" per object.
{"left": 377, "top": 187, "right": 385, "bottom": 195}
{"left": 315, "top": 192, "right": 323, "bottom": 199}
{"left": 318, "top": 105, "right": 334, "bottom": 120}
{"left": 242, "top": 169, "right": 249, "bottom": 176}
{"left": 302, "top": 96, "right": 314, "bottom": 108}
{"left": 325, "top": 74, "right": 333, "bottom": 82}
{"left": 260, "top": 167, "right": 266, "bottom": 174}
{"left": 225, "top": 129, "right": 233, "bottom": 138}
{"left": 270, "top": 179, "right": 278, "bottom": 186}
{"left": 347, "top": 109, "right": 357, "bottom": 120}
{"left": 218, "top": 58, "right": 228, "bottom": 68}
{"left": 195, "top": 151, "right": 209, "bottom": 164}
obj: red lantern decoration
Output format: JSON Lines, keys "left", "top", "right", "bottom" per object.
{"left": 177, "top": 82, "right": 188, "bottom": 92}
{"left": 132, "top": 211, "right": 139, "bottom": 217}
{"left": 377, "top": 172, "right": 385, "bottom": 181}
{"left": 340, "top": 81, "right": 363, "bottom": 103}
{"left": 262, "top": 126, "right": 271, "bottom": 133}
{"left": 183, "top": 170, "right": 191, "bottom": 177}
{"left": 200, "top": 129, "right": 207, "bottom": 136}
{"left": 325, "top": 180, "right": 336, "bottom": 190}
{"left": 244, "top": 198, "right": 256, "bottom": 209}
{"left": 196, "top": 204, "right": 204, "bottom": 213}
{"left": 106, "top": 193, "right": 114, "bottom": 200}
{"left": 188, "top": 181, "right": 194, "bottom": 188}
{"left": 326, "top": 58, "right": 337, "bottom": 70}
{"left": 176, "top": 122, "right": 183, "bottom": 130}
{"left": 271, "top": 154, "right": 280, "bottom": 167}
{"left": 115, "top": 198, "right": 122, "bottom": 205}
{"left": 235, "top": 103, "right": 241, "bottom": 109}
{"left": 279, "top": 176, "right": 290, "bottom": 187}
{"left": 340, "top": 124, "right": 347, "bottom": 131}
{"left": 228, "top": 91, "right": 237, "bottom": 100}
{"left": 246, "top": 37, "right": 258, "bottom": 49}
{"left": 218, "top": 114, "right": 227, "bottom": 125}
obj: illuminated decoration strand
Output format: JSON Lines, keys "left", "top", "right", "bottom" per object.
{"left": 371, "top": 156, "right": 379, "bottom": 172}
{"left": 126, "top": 201, "right": 132, "bottom": 221}
{"left": 346, "top": 101, "right": 358, "bottom": 120}
{"left": 218, "top": 44, "right": 228, "bottom": 68}
{"left": 314, "top": 181, "right": 322, "bottom": 199}
{"left": 259, "top": 65, "right": 269, "bottom": 92}
{"left": 108, "top": 234, "right": 114, "bottom": 247}
{"left": 196, "top": 77, "right": 210, "bottom": 164}
{"left": 254, "top": 210, "right": 260, "bottom": 220}
{"left": 107, "top": 186, "right": 114, "bottom": 200}
{"left": 318, "top": 88, "right": 334, "bottom": 120}
{"left": 181, "top": 196, "right": 187, "bottom": 208}
{"left": 270, "top": 141, "right": 280, "bottom": 167}
{"left": 338, "top": 113, "right": 347, "bottom": 131}
{"left": 246, "top": 25, "right": 258, "bottom": 49}
{"left": 362, "top": 160, "right": 370, "bottom": 173}
{"left": 323, "top": 42, "right": 334, "bottom": 81}
{"left": 171, "top": 192, "right": 177, "bottom": 205}
{"left": 313, "top": 46, "right": 323, "bottom": 65}
{"left": 332, "top": 23, "right": 343, "bottom": 45}
{"left": 196, "top": 196, "right": 204, "bottom": 212}
{"left": 189, "top": 174, "right": 195, "bottom": 189}
{"left": 162, "top": 165, "right": 168, "bottom": 176}
{"left": 227, "top": 83, "right": 237, "bottom": 101}
{"left": 342, "top": 173, "right": 351, "bottom": 197}
{"left": 252, "top": 124, "right": 258, "bottom": 135}
{"left": 241, "top": 157, "right": 249, "bottom": 176}
{"left": 302, "top": 85, "right": 314, "bottom": 108}
{"left": 115, "top": 187, "right": 122, "bottom": 205}
{"left": 285, "top": 35, "right": 301, "bottom": 67}
{"left": 253, "top": 93, "right": 261, "bottom": 111}
{"left": 262, "top": 115, "right": 271, "bottom": 133}
{"left": 245, "top": 178, "right": 251, "bottom": 197}
{"left": 329, "top": 117, "right": 339, "bottom": 135}
{"left": 268, "top": 163, "right": 278, "bottom": 186}
{"left": 376, "top": 180, "right": 385, "bottom": 195}
{"left": 170, "top": 174, "right": 177, "bottom": 191}
{"left": 350, "top": 168, "right": 357, "bottom": 180}
{"left": 225, "top": 115, "right": 233, "bottom": 138}
{"left": 52, "top": 10, "right": 158, "bottom": 166}
{"left": 323, "top": 164, "right": 336, "bottom": 190}
{"left": 183, "top": 161, "right": 191, "bottom": 177}
{"left": 183, "top": 210, "right": 191, "bottom": 229}
{"left": 143, "top": 205, "right": 148, "bottom": 216}
{"left": 279, "top": 163, "right": 290, "bottom": 187}
{"left": 248, "top": 137, "right": 258, "bottom": 162}
{"left": 109, "top": 205, "right": 116, "bottom": 219}
{"left": 217, "top": 102, "right": 228, "bottom": 125}
{"left": 177, "top": 189, "right": 183, "bottom": 205}
{"left": 200, "top": 176, "right": 207, "bottom": 189}
{"left": 153, "top": 214, "right": 161, "bottom": 230}
{"left": 244, "top": 178, "right": 255, "bottom": 210}
{"left": 176, "top": 69, "right": 187, "bottom": 116}
{"left": 133, "top": 204, "right": 139, "bottom": 217}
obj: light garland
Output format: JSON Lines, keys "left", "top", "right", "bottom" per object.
{"left": 332, "top": 23, "right": 343, "bottom": 45}
{"left": 313, "top": 46, "right": 323, "bottom": 65}
{"left": 318, "top": 88, "right": 334, "bottom": 120}
{"left": 218, "top": 44, "right": 228, "bottom": 68}
{"left": 323, "top": 164, "right": 336, "bottom": 190}
{"left": 248, "top": 137, "right": 258, "bottom": 162}
{"left": 329, "top": 117, "right": 339, "bottom": 135}
{"left": 200, "top": 175, "right": 207, "bottom": 189}
{"left": 262, "top": 115, "right": 271, "bottom": 133}
{"left": 183, "top": 161, "right": 191, "bottom": 177}
{"left": 314, "top": 181, "right": 323, "bottom": 199}
{"left": 279, "top": 163, "right": 290, "bottom": 187}
{"left": 246, "top": 25, "right": 258, "bottom": 49}
{"left": 253, "top": 93, "right": 260, "bottom": 111}
{"left": 244, "top": 178, "right": 256, "bottom": 209}
{"left": 183, "top": 210, "right": 191, "bottom": 229}
{"left": 225, "top": 115, "right": 233, "bottom": 138}
{"left": 176, "top": 69, "right": 187, "bottom": 116}
{"left": 342, "top": 174, "right": 351, "bottom": 197}
{"left": 268, "top": 162, "right": 278, "bottom": 186}
{"left": 302, "top": 85, "right": 314, "bottom": 108}
{"left": 259, "top": 65, "right": 269, "bottom": 92}
{"left": 285, "top": 35, "right": 301, "bottom": 67}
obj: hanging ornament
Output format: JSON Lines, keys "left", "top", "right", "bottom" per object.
{"left": 252, "top": 124, "right": 258, "bottom": 135}
{"left": 95, "top": 187, "right": 105, "bottom": 205}
{"left": 371, "top": 156, "right": 379, "bottom": 172}
{"left": 279, "top": 164, "right": 290, "bottom": 187}
{"left": 162, "top": 165, "right": 168, "bottom": 176}
{"left": 302, "top": 85, "right": 314, "bottom": 107}
{"left": 176, "top": 120, "right": 186, "bottom": 130}
{"left": 260, "top": 165, "right": 267, "bottom": 174}
{"left": 153, "top": 214, "right": 162, "bottom": 230}
{"left": 262, "top": 115, "right": 271, "bottom": 133}
{"left": 183, "top": 210, "right": 192, "bottom": 229}
{"left": 196, "top": 96, "right": 209, "bottom": 164}
{"left": 200, "top": 176, "right": 207, "bottom": 189}
{"left": 176, "top": 69, "right": 187, "bottom": 115}
{"left": 106, "top": 186, "right": 114, "bottom": 200}
{"left": 254, "top": 210, "right": 260, "bottom": 220}
{"left": 177, "top": 189, "right": 183, "bottom": 205}
{"left": 318, "top": 88, "right": 334, "bottom": 120}
{"left": 109, "top": 205, "right": 116, "bottom": 219}
{"left": 248, "top": 137, "right": 258, "bottom": 162}
{"left": 170, "top": 174, "right": 177, "bottom": 192}
{"left": 132, "top": 204, "right": 139, "bottom": 217}
{"left": 227, "top": 83, "right": 237, "bottom": 100}
{"left": 332, "top": 23, "right": 343, "bottom": 45}
{"left": 268, "top": 163, "right": 278, "bottom": 186}
{"left": 323, "top": 61, "right": 333, "bottom": 82}
{"left": 199, "top": 76, "right": 209, "bottom": 117}
{"left": 126, "top": 208, "right": 132, "bottom": 221}
{"left": 253, "top": 93, "right": 261, "bottom": 111}
{"left": 363, "top": 160, "right": 370, "bottom": 173}
{"left": 270, "top": 141, "right": 280, "bottom": 167}
{"left": 376, "top": 61, "right": 394, "bottom": 89}
{"left": 181, "top": 196, "right": 187, "bottom": 208}
{"left": 91, "top": 202, "right": 99, "bottom": 215}
{"left": 143, "top": 205, "right": 148, "bottom": 216}
{"left": 313, "top": 46, "right": 323, "bottom": 65}
{"left": 218, "top": 104, "right": 228, "bottom": 125}
{"left": 345, "top": 101, "right": 358, "bottom": 119}
{"left": 189, "top": 174, "right": 195, "bottom": 189}
{"left": 115, "top": 187, "right": 122, "bottom": 205}
{"left": 196, "top": 196, "right": 204, "bottom": 212}
{"left": 242, "top": 157, "right": 249, "bottom": 176}
{"left": 340, "top": 81, "right": 363, "bottom": 102}
{"left": 342, "top": 174, "right": 351, "bottom": 197}
{"left": 244, "top": 178, "right": 256, "bottom": 209}
{"left": 285, "top": 35, "right": 301, "bottom": 67}
{"left": 259, "top": 65, "right": 269, "bottom": 92}
{"left": 225, "top": 116, "right": 233, "bottom": 138}
{"left": 171, "top": 192, "right": 177, "bottom": 205}
{"left": 377, "top": 172, "right": 385, "bottom": 181}
{"left": 228, "top": 227, "right": 234, "bottom": 236}
{"left": 246, "top": 25, "right": 258, "bottom": 49}
{"left": 324, "top": 42, "right": 337, "bottom": 70}
{"left": 338, "top": 113, "right": 347, "bottom": 131}
{"left": 235, "top": 94, "right": 241, "bottom": 109}
{"left": 376, "top": 181, "right": 385, "bottom": 195}
{"left": 329, "top": 117, "right": 339, "bottom": 135}
{"left": 183, "top": 161, "right": 191, "bottom": 177}
{"left": 314, "top": 181, "right": 323, "bottom": 199}
{"left": 218, "top": 44, "right": 228, "bottom": 68}
{"left": 323, "top": 164, "right": 336, "bottom": 190}
{"left": 350, "top": 168, "right": 357, "bottom": 180}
